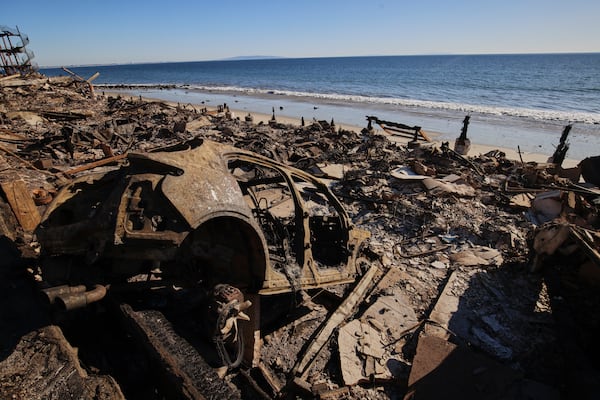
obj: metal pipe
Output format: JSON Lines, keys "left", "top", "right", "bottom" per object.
{"left": 55, "top": 284, "right": 107, "bottom": 311}
{"left": 42, "top": 284, "right": 86, "bottom": 304}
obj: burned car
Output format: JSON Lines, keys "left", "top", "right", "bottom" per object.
{"left": 36, "top": 138, "right": 370, "bottom": 365}
{"left": 37, "top": 138, "right": 369, "bottom": 292}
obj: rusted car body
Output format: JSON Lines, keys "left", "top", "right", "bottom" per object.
{"left": 36, "top": 139, "right": 369, "bottom": 297}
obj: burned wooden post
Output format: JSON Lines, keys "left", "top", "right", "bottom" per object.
{"left": 413, "top": 126, "right": 422, "bottom": 142}
{"left": 366, "top": 117, "right": 374, "bottom": 134}
{"left": 549, "top": 124, "right": 572, "bottom": 167}
{"left": 60, "top": 126, "right": 75, "bottom": 158}
{"left": 454, "top": 115, "right": 471, "bottom": 155}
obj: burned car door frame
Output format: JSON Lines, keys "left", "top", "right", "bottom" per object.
{"left": 224, "top": 150, "right": 369, "bottom": 294}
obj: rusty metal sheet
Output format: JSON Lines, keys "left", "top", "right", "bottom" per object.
{"left": 130, "top": 140, "right": 252, "bottom": 228}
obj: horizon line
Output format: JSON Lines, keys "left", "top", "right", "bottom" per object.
{"left": 39, "top": 51, "right": 600, "bottom": 69}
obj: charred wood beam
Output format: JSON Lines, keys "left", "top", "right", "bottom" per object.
{"left": 61, "top": 67, "right": 98, "bottom": 98}
{"left": 550, "top": 124, "right": 572, "bottom": 167}
{"left": 366, "top": 116, "right": 415, "bottom": 132}
{"left": 289, "top": 263, "right": 383, "bottom": 383}
{"left": 1, "top": 179, "right": 41, "bottom": 232}
{"left": 118, "top": 304, "right": 241, "bottom": 400}
{"left": 42, "top": 111, "right": 88, "bottom": 121}
{"left": 63, "top": 153, "right": 128, "bottom": 175}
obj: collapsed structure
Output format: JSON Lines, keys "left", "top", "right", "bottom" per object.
{"left": 0, "top": 72, "right": 599, "bottom": 399}
{"left": 0, "top": 26, "right": 37, "bottom": 76}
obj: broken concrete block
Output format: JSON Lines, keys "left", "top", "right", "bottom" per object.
{"left": 362, "top": 288, "right": 419, "bottom": 339}
{"left": 338, "top": 319, "right": 386, "bottom": 385}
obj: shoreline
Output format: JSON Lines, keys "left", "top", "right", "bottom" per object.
{"left": 103, "top": 90, "right": 581, "bottom": 168}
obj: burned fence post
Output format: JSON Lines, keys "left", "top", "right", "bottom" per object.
{"left": 454, "top": 115, "right": 471, "bottom": 155}
{"left": 413, "top": 126, "right": 422, "bottom": 142}
{"left": 549, "top": 124, "right": 572, "bottom": 167}
{"left": 366, "top": 116, "right": 373, "bottom": 131}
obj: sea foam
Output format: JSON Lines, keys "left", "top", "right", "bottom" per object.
{"left": 185, "top": 84, "right": 600, "bottom": 125}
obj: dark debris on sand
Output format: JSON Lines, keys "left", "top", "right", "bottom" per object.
{"left": 1, "top": 73, "right": 599, "bottom": 400}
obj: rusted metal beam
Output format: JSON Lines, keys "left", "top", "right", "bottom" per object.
{"left": 63, "top": 153, "right": 127, "bottom": 175}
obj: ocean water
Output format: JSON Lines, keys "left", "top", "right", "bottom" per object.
{"left": 41, "top": 54, "right": 600, "bottom": 160}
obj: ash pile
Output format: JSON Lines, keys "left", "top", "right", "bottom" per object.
{"left": 1, "top": 73, "right": 599, "bottom": 400}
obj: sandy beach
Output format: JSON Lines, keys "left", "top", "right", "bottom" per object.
{"left": 3, "top": 73, "right": 599, "bottom": 400}
{"left": 104, "top": 90, "right": 580, "bottom": 168}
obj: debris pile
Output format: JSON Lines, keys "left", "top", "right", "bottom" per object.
{"left": 1, "top": 74, "right": 599, "bottom": 399}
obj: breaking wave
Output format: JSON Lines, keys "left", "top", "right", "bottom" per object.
{"left": 186, "top": 84, "right": 600, "bottom": 125}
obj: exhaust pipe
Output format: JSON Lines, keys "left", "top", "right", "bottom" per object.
{"left": 42, "top": 284, "right": 87, "bottom": 304}
{"left": 55, "top": 284, "right": 108, "bottom": 311}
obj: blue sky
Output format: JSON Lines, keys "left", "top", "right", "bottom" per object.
{"left": 4, "top": 0, "right": 599, "bottom": 67}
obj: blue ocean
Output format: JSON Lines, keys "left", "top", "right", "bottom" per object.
{"left": 41, "top": 54, "right": 600, "bottom": 160}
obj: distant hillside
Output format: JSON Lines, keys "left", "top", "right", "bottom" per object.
{"left": 222, "top": 55, "right": 283, "bottom": 61}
